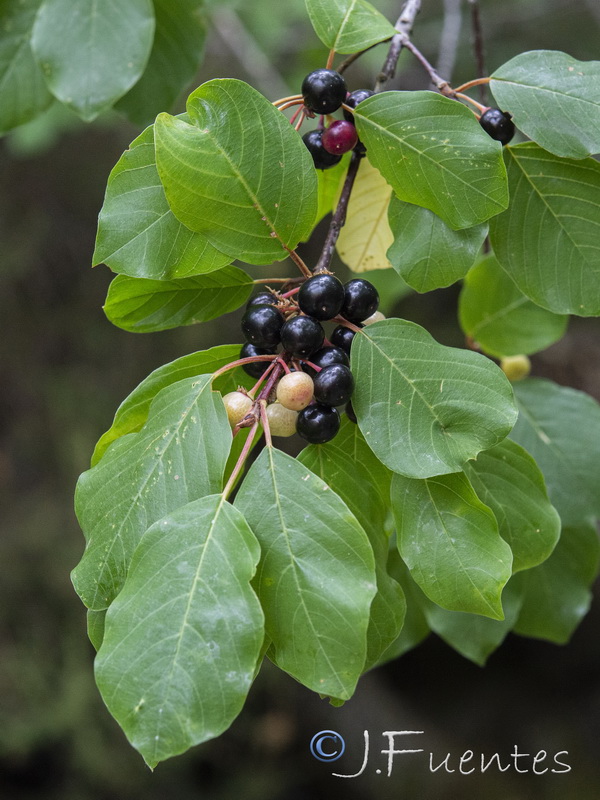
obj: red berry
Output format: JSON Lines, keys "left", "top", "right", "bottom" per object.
{"left": 322, "top": 121, "right": 358, "bottom": 155}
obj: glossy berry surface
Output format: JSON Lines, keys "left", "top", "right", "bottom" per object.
{"left": 247, "top": 291, "right": 276, "bottom": 309}
{"left": 241, "top": 304, "right": 284, "bottom": 347}
{"left": 298, "top": 274, "right": 345, "bottom": 320}
{"left": 302, "top": 130, "right": 342, "bottom": 170}
{"left": 313, "top": 364, "right": 354, "bottom": 407}
{"left": 301, "top": 69, "right": 347, "bottom": 114}
{"left": 303, "top": 345, "right": 349, "bottom": 376}
{"left": 276, "top": 371, "right": 314, "bottom": 411}
{"left": 240, "top": 342, "right": 276, "bottom": 378}
{"left": 341, "top": 278, "right": 379, "bottom": 322}
{"left": 331, "top": 324, "right": 357, "bottom": 355}
{"left": 280, "top": 315, "right": 324, "bottom": 359}
{"left": 479, "top": 108, "right": 515, "bottom": 145}
{"left": 297, "top": 403, "right": 341, "bottom": 444}
{"left": 322, "top": 121, "right": 358, "bottom": 155}
{"left": 343, "top": 89, "right": 374, "bottom": 122}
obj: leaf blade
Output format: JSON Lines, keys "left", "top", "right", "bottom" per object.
{"left": 234, "top": 447, "right": 377, "bottom": 699}
{"left": 95, "top": 495, "right": 264, "bottom": 768}
{"left": 73, "top": 375, "right": 232, "bottom": 610}
{"left": 104, "top": 268, "right": 253, "bottom": 333}
{"left": 31, "top": 0, "right": 155, "bottom": 120}
{"left": 351, "top": 319, "right": 518, "bottom": 478}
{"left": 305, "top": 0, "right": 397, "bottom": 54}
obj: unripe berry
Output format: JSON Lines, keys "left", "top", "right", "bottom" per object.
{"left": 500, "top": 354, "right": 531, "bottom": 382}
{"left": 322, "top": 120, "right": 358, "bottom": 155}
{"left": 362, "top": 310, "right": 386, "bottom": 326}
{"left": 222, "top": 391, "right": 253, "bottom": 427}
{"left": 302, "top": 130, "right": 342, "bottom": 170}
{"left": 276, "top": 371, "right": 315, "bottom": 411}
{"left": 266, "top": 402, "right": 298, "bottom": 437}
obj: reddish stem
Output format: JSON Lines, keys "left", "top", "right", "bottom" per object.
{"left": 212, "top": 354, "right": 277, "bottom": 381}
{"left": 222, "top": 420, "right": 260, "bottom": 500}
{"left": 280, "top": 286, "right": 300, "bottom": 299}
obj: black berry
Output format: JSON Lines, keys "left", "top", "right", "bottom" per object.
{"left": 479, "top": 108, "right": 515, "bottom": 145}
{"left": 303, "top": 345, "right": 349, "bottom": 377}
{"left": 240, "top": 342, "right": 276, "bottom": 378}
{"left": 280, "top": 315, "right": 324, "bottom": 359}
{"left": 331, "top": 324, "right": 357, "bottom": 355}
{"left": 247, "top": 291, "right": 276, "bottom": 309}
{"left": 302, "top": 130, "right": 342, "bottom": 170}
{"left": 297, "top": 403, "right": 341, "bottom": 444}
{"left": 241, "top": 304, "right": 284, "bottom": 347}
{"left": 341, "top": 278, "right": 379, "bottom": 322}
{"left": 345, "top": 401, "right": 357, "bottom": 424}
{"left": 313, "top": 364, "right": 354, "bottom": 407}
{"left": 301, "top": 69, "right": 347, "bottom": 114}
{"left": 343, "top": 89, "right": 374, "bottom": 122}
{"left": 298, "top": 274, "right": 345, "bottom": 320}
{"left": 322, "top": 120, "right": 358, "bottom": 155}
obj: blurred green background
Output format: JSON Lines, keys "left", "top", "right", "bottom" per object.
{"left": 1, "top": 1, "right": 599, "bottom": 797}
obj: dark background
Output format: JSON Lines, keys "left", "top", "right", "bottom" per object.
{"left": 1, "top": 1, "right": 599, "bottom": 797}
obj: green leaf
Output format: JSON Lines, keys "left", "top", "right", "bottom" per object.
{"left": 298, "top": 419, "right": 405, "bottom": 671}
{"left": 95, "top": 495, "right": 264, "bottom": 768}
{"left": 115, "top": 0, "right": 206, "bottom": 126}
{"left": 305, "top": 0, "right": 397, "bottom": 54}
{"left": 351, "top": 319, "right": 518, "bottom": 478}
{"left": 354, "top": 91, "right": 508, "bottom": 230}
{"left": 490, "top": 51, "right": 600, "bottom": 160}
{"left": 93, "top": 125, "right": 231, "bottom": 280}
{"left": 73, "top": 375, "right": 232, "bottom": 610}
{"left": 464, "top": 439, "right": 561, "bottom": 572}
{"left": 336, "top": 158, "right": 394, "bottom": 272}
{"left": 510, "top": 378, "right": 600, "bottom": 526}
{"left": 31, "top": 0, "right": 155, "bottom": 121}
{"left": 104, "top": 267, "right": 253, "bottom": 333}
{"left": 0, "top": 0, "right": 53, "bottom": 133}
{"left": 489, "top": 144, "right": 600, "bottom": 317}
{"left": 423, "top": 579, "right": 525, "bottom": 666}
{"left": 315, "top": 155, "right": 349, "bottom": 225}
{"left": 92, "top": 345, "right": 247, "bottom": 466}
{"left": 155, "top": 79, "right": 318, "bottom": 265}
{"left": 391, "top": 471, "right": 513, "bottom": 619}
{"left": 87, "top": 609, "right": 106, "bottom": 652}
{"left": 458, "top": 253, "right": 568, "bottom": 357}
{"left": 514, "top": 523, "right": 600, "bottom": 644}
{"left": 382, "top": 551, "right": 430, "bottom": 660}
{"left": 387, "top": 197, "right": 488, "bottom": 292}
{"left": 234, "top": 447, "right": 377, "bottom": 700}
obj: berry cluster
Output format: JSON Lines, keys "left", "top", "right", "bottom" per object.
{"left": 300, "top": 69, "right": 373, "bottom": 169}
{"left": 226, "top": 276, "right": 381, "bottom": 444}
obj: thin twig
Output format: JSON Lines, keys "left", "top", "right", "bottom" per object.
{"left": 374, "top": 0, "right": 422, "bottom": 93}
{"left": 453, "top": 76, "right": 490, "bottom": 93}
{"left": 222, "top": 420, "right": 260, "bottom": 500}
{"left": 259, "top": 400, "right": 273, "bottom": 447}
{"left": 455, "top": 92, "right": 486, "bottom": 113}
{"left": 467, "top": 0, "right": 488, "bottom": 104}
{"left": 401, "top": 38, "right": 451, "bottom": 93}
{"left": 212, "top": 354, "right": 277, "bottom": 381}
{"left": 313, "top": 150, "right": 363, "bottom": 274}
{"left": 284, "top": 245, "right": 312, "bottom": 277}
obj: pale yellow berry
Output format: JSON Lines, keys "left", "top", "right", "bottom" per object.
{"left": 500, "top": 355, "right": 531, "bottom": 382}
{"left": 362, "top": 310, "right": 386, "bottom": 326}
{"left": 276, "top": 371, "right": 314, "bottom": 411}
{"left": 266, "top": 402, "right": 298, "bottom": 437}
{"left": 222, "top": 391, "right": 253, "bottom": 427}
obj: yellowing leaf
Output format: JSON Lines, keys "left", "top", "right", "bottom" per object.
{"left": 336, "top": 158, "right": 394, "bottom": 273}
